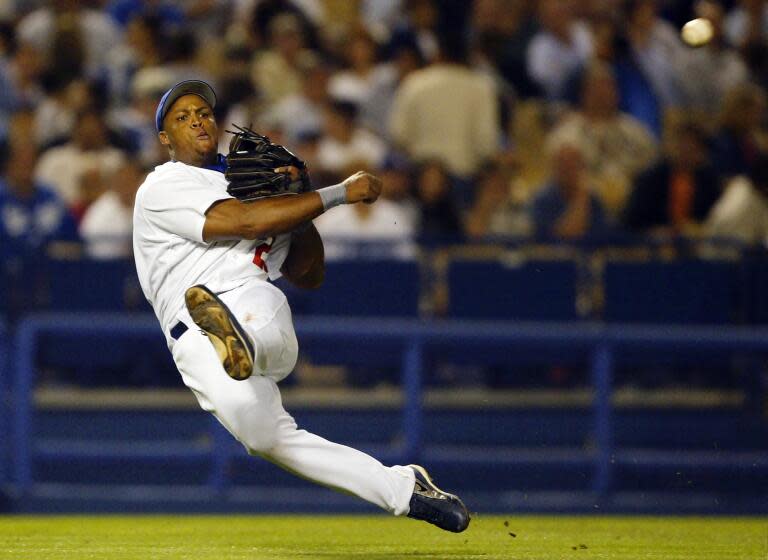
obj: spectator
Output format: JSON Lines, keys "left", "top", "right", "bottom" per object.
{"left": 724, "top": 0, "right": 768, "bottom": 48}
{"left": 360, "top": 40, "right": 424, "bottom": 140}
{"left": 360, "top": 0, "right": 405, "bottom": 39}
{"left": 678, "top": 0, "right": 750, "bottom": 115}
{"left": 706, "top": 152, "right": 768, "bottom": 246}
{"left": 623, "top": 0, "right": 685, "bottom": 112}
{"left": 109, "top": 72, "right": 168, "bottom": 169}
{"left": 157, "top": 29, "right": 215, "bottom": 87}
{"left": 471, "top": 0, "right": 540, "bottom": 99}
{"left": 177, "top": 0, "right": 232, "bottom": 39}
{"left": 80, "top": 161, "right": 143, "bottom": 259}
{"left": 704, "top": 153, "right": 768, "bottom": 247}
{"left": 379, "top": 157, "right": 420, "bottom": 229}
{"left": 0, "top": 38, "right": 44, "bottom": 128}
{"left": 465, "top": 156, "right": 531, "bottom": 239}
{"left": 547, "top": 63, "right": 657, "bottom": 216}
{"left": 564, "top": 1, "right": 685, "bottom": 139}
{"left": 128, "top": 28, "right": 215, "bottom": 118}
{"left": 34, "top": 107, "right": 125, "bottom": 210}
{"left": 105, "top": 14, "right": 164, "bottom": 107}
{"left": 560, "top": 3, "right": 678, "bottom": 139}
{"left": 249, "top": 0, "right": 320, "bottom": 52}
{"left": 562, "top": 14, "right": 666, "bottom": 138}
{"left": 5, "top": 109, "right": 35, "bottom": 151}
{"left": 526, "top": 0, "right": 593, "bottom": 100}
{"left": 317, "top": 100, "right": 387, "bottom": 180}
{"left": 0, "top": 142, "right": 78, "bottom": 258}
{"left": 389, "top": 32, "right": 500, "bottom": 179}
{"left": 0, "top": 4, "right": 20, "bottom": 21}
{"left": 215, "top": 46, "right": 261, "bottom": 154}
{"left": 623, "top": 123, "right": 721, "bottom": 233}
{"left": 33, "top": 73, "right": 92, "bottom": 149}
{"left": 413, "top": 159, "right": 463, "bottom": 241}
{"left": 712, "top": 82, "right": 767, "bottom": 180}
{"left": 251, "top": 13, "right": 315, "bottom": 108}
{"left": 73, "top": 166, "right": 107, "bottom": 224}
{"left": 504, "top": 96, "right": 553, "bottom": 199}
{"left": 16, "top": 0, "right": 120, "bottom": 82}
{"left": 292, "top": 130, "right": 322, "bottom": 178}
{"left": 529, "top": 143, "right": 610, "bottom": 240}
{"left": 386, "top": 0, "right": 441, "bottom": 63}
{"left": 314, "top": 165, "right": 416, "bottom": 260}
{"left": 328, "top": 26, "right": 390, "bottom": 108}
{"left": 106, "top": 0, "right": 184, "bottom": 29}
{"left": 271, "top": 59, "right": 331, "bottom": 145}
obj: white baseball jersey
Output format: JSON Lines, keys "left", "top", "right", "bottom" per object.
{"left": 132, "top": 159, "right": 290, "bottom": 341}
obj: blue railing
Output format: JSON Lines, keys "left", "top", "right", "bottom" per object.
{"left": 9, "top": 313, "right": 768, "bottom": 497}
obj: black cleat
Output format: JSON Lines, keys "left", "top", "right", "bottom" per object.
{"left": 185, "top": 285, "right": 254, "bottom": 380}
{"left": 406, "top": 464, "right": 470, "bottom": 533}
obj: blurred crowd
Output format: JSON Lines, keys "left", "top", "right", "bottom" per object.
{"left": 1, "top": 0, "right": 768, "bottom": 264}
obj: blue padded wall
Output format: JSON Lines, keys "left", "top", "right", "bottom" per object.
{"left": 297, "top": 260, "right": 420, "bottom": 317}
{"left": 447, "top": 259, "right": 579, "bottom": 320}
{"left": 604, "top": 260, "right": 738, "bottom": 324}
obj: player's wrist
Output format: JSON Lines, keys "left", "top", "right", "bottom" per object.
{"left": 317, "top": 182, "right": 347, "bottom": 211}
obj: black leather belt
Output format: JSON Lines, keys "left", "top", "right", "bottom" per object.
{"left": 170, "top": 321, "right": 188, "bottom": 340}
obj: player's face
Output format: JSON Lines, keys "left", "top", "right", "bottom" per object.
{"left": 158, "top": 94, "right": 218, "bottom": 166}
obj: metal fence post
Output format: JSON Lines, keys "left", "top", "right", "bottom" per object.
{"left": 402, "top": 338, "right": 424, "bottom": 463}
{"left": 13, "top": 319, "right": 36, "bottom": 494}
{"left": 208, "top": 417, "right": 233, "bottom": 493}
{"left": 591, "top": 342, "right": 614, "bottom": 496}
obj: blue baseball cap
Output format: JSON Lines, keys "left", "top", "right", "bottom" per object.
{"left": 155, "top": 80, "right": 216, "bottom": 132}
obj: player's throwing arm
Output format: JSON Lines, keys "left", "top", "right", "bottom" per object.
{"left": 203, "top": 127, "right": 382, "bottom": 241}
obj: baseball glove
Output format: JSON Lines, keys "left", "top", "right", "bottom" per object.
{"left": 225, "top": 124, "right": 312, "bottom": 201}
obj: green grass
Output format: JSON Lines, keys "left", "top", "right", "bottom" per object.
{"left": 0, "top": 515, "right": 765, "bottom": 559}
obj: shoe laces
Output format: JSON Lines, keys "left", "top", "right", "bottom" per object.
{"left": 413, "top": 478, "right": 446, "bottom": 501}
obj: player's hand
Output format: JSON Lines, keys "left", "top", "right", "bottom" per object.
{"left": 274, "top": 165, "right": 302, "bottom": 181}
{"left": 343, "top": 171, "right": 382, "bottom": 204}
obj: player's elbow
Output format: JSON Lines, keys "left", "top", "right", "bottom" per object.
{"left": 227, "top": 200, "right": 277, "bottom": 239}
{"left": 204, "top": 199, "right": 276, "bottom": 241}
{"left": 236, "top": 215, "right": 274, "bottom": 240}
{"left": 302, "top": 266, "right": 324, "bottom": 290}
{"left": 287, "top": 262, "right": 324, "bottom": 290}
{"left": 238, "top": 223, "right": 271, "bottom": 240}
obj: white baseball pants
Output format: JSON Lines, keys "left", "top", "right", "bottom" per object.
{"left": 170, "top": 281, "right": 415, "bottom": 515}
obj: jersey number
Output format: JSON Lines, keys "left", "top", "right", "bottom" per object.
{"left": 253, "top": 237, "right": 274, "bottom": 271}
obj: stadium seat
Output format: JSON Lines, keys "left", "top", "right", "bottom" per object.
{"left": 0, "top": 256, "right": 43, "bottom": 320}
{"left": 286, "top": 259, "right": 420, "bottom": 366}
{"left": 603, "top": 259, "right": 739, "bottom": 324}
{"left": 43, "top": 259, "right": 150, "bottom": 313}
{"left": 31, "top": 259, "right": 163, "bottom": 386}
{"left": 447, "top": 258, "right": 579, "bottom": 321}
{"left": 298, "top": 259, "right": 420, "bottom": 317}
{"left": 741, "top": 253, "right": 768, "bottom": 324}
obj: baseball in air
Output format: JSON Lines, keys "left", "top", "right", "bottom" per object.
{"left": 681, "top": 18, "right": 714, "bottom": 47}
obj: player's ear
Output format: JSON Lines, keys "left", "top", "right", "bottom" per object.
{"left": 158, "top": 131, "right": 170, "bottom": 146}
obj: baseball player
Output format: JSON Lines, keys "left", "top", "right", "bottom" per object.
{"left": 132, "top": 80, "right": 469, "bottom": 532}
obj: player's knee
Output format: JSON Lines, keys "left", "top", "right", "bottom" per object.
{"left": 254, "top": 322, "right": 298, "bottom": 380}
{"left": 229, "top": 403, "right": 280, "bottom": 453}
{"left": 241, "top": 427, "right": 279, "bottom": 454}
